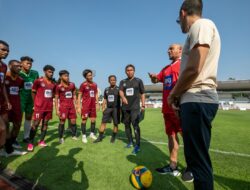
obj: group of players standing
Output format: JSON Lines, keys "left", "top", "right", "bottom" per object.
{"left": 0, "top": 40, "right": 146, "bottom": 157}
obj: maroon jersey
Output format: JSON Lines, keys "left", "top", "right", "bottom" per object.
{"left": 79, "top": 81, "right": 97, "bottom": 108}
{"left": 32, "top": 77, "right": 56, "bottom": 111}
{"left": 56, "top": 82, "right": 76, "bottom": 108}
{"left": 0, "top": 62, "right": 7, "bottom": 84}
{"left": 0, "top": 62, "right": 7, "bottom": 111}
{"left": 5, "top": 72, "right": 24, "bottom": 110}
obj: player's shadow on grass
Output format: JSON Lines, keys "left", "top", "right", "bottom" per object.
{"left": 110, "top": 124, "right": 189, "bottom": 190}
{"left": 214, "top": 174, "right": 250, "bottom": 190}
{"left": 15, "top": 142, "right": 89, "bottom": 190}
{"left": 126, "top": 138, "right": 190, "bottom": 190}
{"left": 1, "top": 128, "right": 59, "bottom": 171}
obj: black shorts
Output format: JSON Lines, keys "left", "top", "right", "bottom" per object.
{"left": 102, "top": 108, "right": 120, "bottom": 125}
{"left": 122, "top": 109, "right": 140, "bottom": 126}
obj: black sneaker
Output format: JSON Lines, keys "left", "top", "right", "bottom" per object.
{"left": 93, "top": 136, "right": 103, "bottom": 143}
{"left": 181, "top": 169, "right": 194, "bottom": 183}
{"left": 22, "top": 138, "right": 30, "bottom": 143}
{"left": 155, "top": 165, "right": 180, "bottom": 176}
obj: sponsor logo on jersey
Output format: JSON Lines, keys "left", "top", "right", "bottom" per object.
{"left": 24, "top": 82, "right": 33, "bottom": 90}
{"left": 164, "top": 75, "right": 173, "bottom": 90}
{"left": 10, "top": 86, "right": 19, "bottom": 95}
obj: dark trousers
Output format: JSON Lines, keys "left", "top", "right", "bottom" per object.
{"left": 180, "top": 102, "right": 218, "bottom": 190}
{"left": 122, "top": 109, "right": 140, "bottom": 146}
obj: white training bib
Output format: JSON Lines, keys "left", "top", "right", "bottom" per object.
{"left": 65, "top": 91, "right": 73, "bottom": 98}
{"left": 10, "top": 86, "right": 19, "bottom": 95}
{"left": 24, "top": 82, "right": 33, "bottom": 90}
{"left": 90, "top": 90, "right": 95, "bottom": 97}
{"left": 44, "top": 89, "right": 52, "bottom": 98}
{"left": 108, "top": 95, "right": 115, "bottom": 102}
{"left": 126, "top": 88, "right": 134, "bottom": 96}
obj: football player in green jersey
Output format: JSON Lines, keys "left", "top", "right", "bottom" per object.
{"left": 19, "top": 56, "right": 39, "bottom": 143}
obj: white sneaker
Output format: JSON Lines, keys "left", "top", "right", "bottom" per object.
{"left": 59, "top": 138, "right": 64, "bottom": 144}
{"left": 89, "top": 133, "right": 97, "bottom": 140}
{"left": 0, "top": 149, "right": 7, "bottom": 157}
{"left": 72, "top": 136, "right": 78, "bottom": 140}
{"left": 82, "top": 135, "right": 88, "bottom": 143}
{"left": 6, "top": 150, "right": 28, "bottom": 157}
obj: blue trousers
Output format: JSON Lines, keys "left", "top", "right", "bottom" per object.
{"left": 180, "top": 102, "right": 218, "bottom": 190}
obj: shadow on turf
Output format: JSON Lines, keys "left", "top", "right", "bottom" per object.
{"left": 14, "top": 142, "right": 89, "bottom": 190}
{"left": 106, "top": 124, "right": 189, "bottom": 190}
{"left": 126, "top": 143, "right": 189, "bottom": 190}
{"left": 214, "top": 174, "right": 250, "bottom": 190}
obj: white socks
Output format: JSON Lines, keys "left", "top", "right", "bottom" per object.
{"left": 24, "top": 120, "right": 31, "bottom": 139}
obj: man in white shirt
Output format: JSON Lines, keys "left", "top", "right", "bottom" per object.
{"left": 168, "top": 0, "right": 221, "bottom": 189}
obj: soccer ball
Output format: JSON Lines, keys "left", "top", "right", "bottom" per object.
{"left": 131, "top": 166, "right": 152, "bottom": 189}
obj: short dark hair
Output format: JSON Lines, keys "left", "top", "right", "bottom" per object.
{"left": 180, "top": 0, "right": 203, "bottom": 16}
{"left": 20, "top": 56, "right": 34, "bottom": 62}
{"left": 82, "top": 69, "right": 92, "bottom": 78}
{"left": 59, "top": 70, "right": 69, "bottom": 76}
{"left": 125, "top": 64, "right": 135, "bottom": 71}
{"left": 108, "top": 75, "right": 117, "bottom": 81}
{"left": 0, "top": 40, "right": 9, "bottom": 47}
{"left": 43, "top": 65, "right": 55, "bottom": 72}
{"left": 8, "top": 60, "right": 20, "bottom": 65}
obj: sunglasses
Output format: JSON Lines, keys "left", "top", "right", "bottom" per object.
{"left": 176, "top": 17, "right": 180, "bottom": 24}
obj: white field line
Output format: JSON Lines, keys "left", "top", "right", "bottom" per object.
{"left": 117, "top": 137, "right": 250, "bottom": 158}
{"left": 48, "top": 125, "right": 250, "bottom": 158}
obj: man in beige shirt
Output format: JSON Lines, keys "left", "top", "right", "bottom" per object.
{"left": 168, "top": 0, "right": 221, "bottom": 189}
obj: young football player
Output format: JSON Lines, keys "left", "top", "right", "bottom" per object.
{"left": 4, "top": 60, "right": 27, "bottom": 156}
{"left": 77, "top": 69, "right": 99, "bottom": 143}
{"left": 55, "top": 70, "right": 77, "bottom": 143}
{"left": 119, "top": 64, "right": 145, "bottom": 155}
{"left": 94, "top": 75, "right": 120, "bottom": 143}
{"left": 27, "top": 65, "right": 56, "bottom": 151}
{"left": 0, "top": 40, "right": 12, "bottom": 156}
{"left": 19, "top": 56, "right": 39, "bottom": 143}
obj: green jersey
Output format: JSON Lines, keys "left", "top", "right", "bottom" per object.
{"left": 19, "top": 69, "right": 39, "bottom": 98}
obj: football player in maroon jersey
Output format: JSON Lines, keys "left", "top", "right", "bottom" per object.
{"left": 55, "top": 70, "right": 77, "bottom": 143}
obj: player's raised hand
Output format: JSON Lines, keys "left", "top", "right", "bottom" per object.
{"left": 148, "top": 72, "right": 153, "bottom": 78}
{"left": 148, "top": 73, "right": 158, "bottom": 83}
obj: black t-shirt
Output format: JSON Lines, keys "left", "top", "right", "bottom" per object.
{"left": 104, "top": 86, "right": 120, "bottom": 108}
{"left": 119, "top": 77, "right": 145, "bottom": 110}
